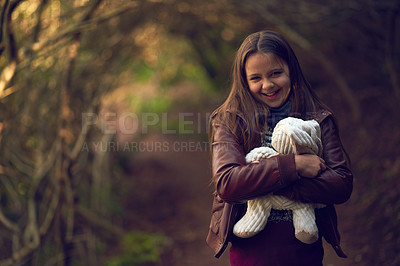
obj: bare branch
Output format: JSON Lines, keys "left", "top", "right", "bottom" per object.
{"left": 0, "top": 208, "right": 19, "bottom": 233}
{"left": 32, "top": 139, "right": 61, "bottom": 182}
{"left": 7, "top": 147, "right": 35, "bottom": 177}
{"left": 81, "top": 0, "right": 103, "bottom": 23}
{"left": 32, "top": 0, "right": 48, "bottom": 43}
{"left": 76, "top": 205, "right": 125, "bottom": 239}
{"left": 0, "top": 239, "right": 40, "bottom": 266}
{"left": 0, "top": 61, "right": 16, "bottom": 93}
{"left": 0, "top": 0, "right": 25, "bottom": 96}
{"left": 27, "top": 1, "right": 139, "bottom": 54}
{"left": 0, "top": 0, "right": 10, "bottom": 56}
{"left": 39, "top": 175, "right": 60, "bottom": 235}
{"left": 0, "top": 84, "right": 16, "bottom": 99}
{"left": 0, "top": 170, "right": 22, "bottom": 210}
{"left": 6, "top": 0, "right": 24, "bottom": 60}
{"left": 70, "top": 107, "right": 94, "bottom": 160}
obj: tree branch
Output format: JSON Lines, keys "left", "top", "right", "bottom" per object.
{"left": 39, "top": 174, "right": 60, "bottom": 235}
{"left": 76, "top": 205, "right": 125, "bottom": 240}
{"left": 0, "top": 0, "right": 10, "bottom": 56}
{"left": 0, "top": 0, "right": 25, "bottom": 97}
{"left": 32, "top": 0, "right": 48, "bottom": 43}
{"left": 0, "top": 208, "right": 19, "bottom": 233}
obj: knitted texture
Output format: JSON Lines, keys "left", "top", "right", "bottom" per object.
{"left": 272, "top": 118, "right": 322, "bottom": 156}
{"left": 233, "top": 117, "right": 325, "bottom": 244}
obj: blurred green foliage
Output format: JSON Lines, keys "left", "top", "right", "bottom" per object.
{"left": 106, "top": 231, "right": 169, "bottom": 266}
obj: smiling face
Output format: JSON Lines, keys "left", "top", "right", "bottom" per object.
{"left": 245, "top": 52, "right": 291, "bottom": 108}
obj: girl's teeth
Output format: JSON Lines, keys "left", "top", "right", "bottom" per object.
{"left": 265, "top": 89, "right": 280, "bottom": 96}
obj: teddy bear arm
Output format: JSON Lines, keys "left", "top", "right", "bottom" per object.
{"left": 292, "top": 206, "right": 319, "bottom": 244}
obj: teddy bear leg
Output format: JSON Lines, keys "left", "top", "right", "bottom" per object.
{"left": 233, "top": 196, "right": 272, "bottom": 238}
{"left": 292, "top": 207, "right": 319, "bottom": 244}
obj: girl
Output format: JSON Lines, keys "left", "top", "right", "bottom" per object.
{"left": 206, "top": 31, "right": 353, "bottom": 265}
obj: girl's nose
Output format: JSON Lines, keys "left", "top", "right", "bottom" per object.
{"left": 262, "top": 79, "right": 274, "bottom": 89}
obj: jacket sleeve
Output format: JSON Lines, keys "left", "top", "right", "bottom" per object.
{"left": 275, "top": 114, "right": 353, "bottom": 204}
{"left": 211, "top": 121, "right": 300, "bottom": 204}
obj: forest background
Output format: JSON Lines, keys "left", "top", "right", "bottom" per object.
{"left": 0, "top": 0, "right": 399, "bottom": 265}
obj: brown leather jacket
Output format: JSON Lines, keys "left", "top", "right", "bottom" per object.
{"left": 206, "top": 109, "right": 353, "bottom": 258}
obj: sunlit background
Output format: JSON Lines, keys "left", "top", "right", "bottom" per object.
{"left": 0, "top": 0, "right": 399, "bottom": 265}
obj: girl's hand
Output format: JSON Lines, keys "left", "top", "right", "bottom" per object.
{"left": 294, "top": 154, "right": 326, "bottom": 178}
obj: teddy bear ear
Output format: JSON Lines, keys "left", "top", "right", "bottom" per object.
{"left": 271, "top": 130, "right": 294, "bottom": 154}
{"left": 272, "top": 117, "right": 323, "bottom": 156}
{"left": 305, "top": 120, "right": 322, "bottom": 155}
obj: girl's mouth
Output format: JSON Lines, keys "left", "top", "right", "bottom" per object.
{"left": 262, "top": 88, "right": 281, "bottom": 98}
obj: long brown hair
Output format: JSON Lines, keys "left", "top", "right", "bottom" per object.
{"left": 210, "top": 31, "right": 326, "bottom": 153}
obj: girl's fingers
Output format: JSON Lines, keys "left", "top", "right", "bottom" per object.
{"left": 320, "top": 158, "right": 326, "bottom": 171}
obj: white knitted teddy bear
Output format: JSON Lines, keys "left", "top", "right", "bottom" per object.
{"left": 233, "top": 117, "right": 325, "bottom": 244}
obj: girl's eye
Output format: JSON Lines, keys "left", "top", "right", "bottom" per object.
{"left": 250, "top": 77, "right": 260, "bottom": 81}
{"left": 272, "top": 71, "right": 282, "bottom": 76}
